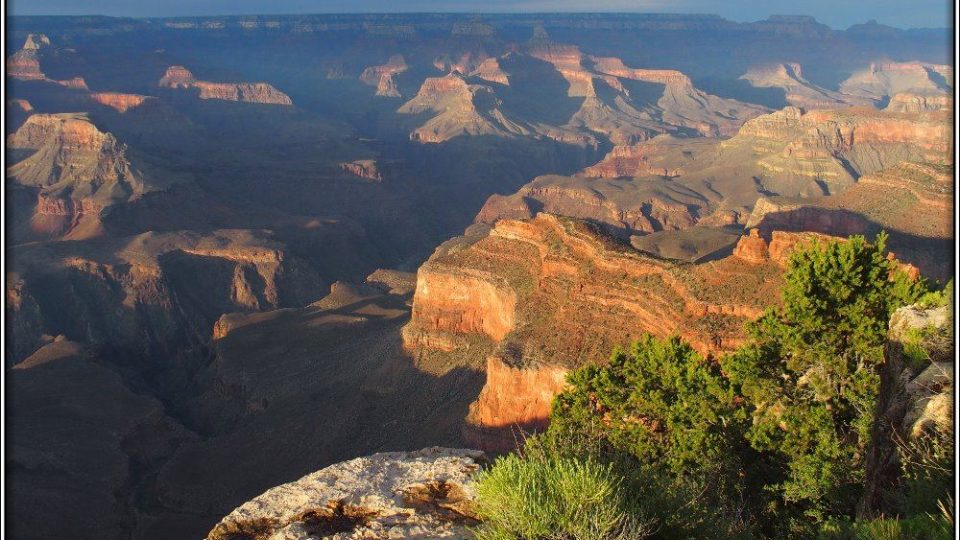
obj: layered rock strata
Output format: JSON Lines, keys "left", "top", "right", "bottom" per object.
{"left": 159, "top": 65, "right": 293, "bottom": 105}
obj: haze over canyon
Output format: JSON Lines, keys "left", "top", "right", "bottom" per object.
{"left": 4, "top": 12, "right": 954, "bottom": 540}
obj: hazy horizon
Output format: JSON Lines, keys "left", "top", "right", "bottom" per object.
{"left": 7, "top": 0, "right": 954, "bottom": 30}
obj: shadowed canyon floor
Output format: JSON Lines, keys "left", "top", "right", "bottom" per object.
{"left": 5, "top": 13, "right": 954, "bottom": 540}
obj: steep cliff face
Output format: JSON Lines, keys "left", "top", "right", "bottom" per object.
{"left": 338, "top": 159, "right": 383, "bottom": 181}
{"left": 7, "top": 99, "right": 35, "bottom": 134}
{"left": 470, "top": 57, "right": 510, "bottom": 85}
{"left": 724, "top": 105, "right": 950, "bottom": 194}
{"left": 159, "top": 65, "right": 293, "bottom": 105}
{"left": 464, "top": 357, "right": 569, "bottom": 452}
{"left": 398, "top": 45, "right": 766, "bottom": 146}
{"left": 404, "top": 214, "right": 835, "bottom": 451}
{"left": 590, "top": 55, "right": 769, "bottom": 137}
{"left": 581, "top": 142, "right": 686, "bottom": 178}
{"left": 207, "top": 448, "right": 484, "bottom": 540}
{"left": 527, "top": 48, "right": 767, "bottom": 140}
{"left": 731, "top": 228, "right": 835, "bottom": 265}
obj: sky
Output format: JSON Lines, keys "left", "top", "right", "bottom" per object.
{"left": 7, "top": 0, "right": 953, "bottom": 29}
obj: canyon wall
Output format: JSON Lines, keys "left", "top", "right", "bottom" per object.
{"left": 402, "top": 214, "right": 826, "bottom": 450}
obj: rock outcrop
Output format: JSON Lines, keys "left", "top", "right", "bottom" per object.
{"left": 360, "top": 55, "right": 409, "bottom": 97}
{"left": 860, "top": 302, "right": 953, "bottom": 516}
{"left": 731, "top": 105, "right": 950, "bottom": 193}
{"left": 840, "top": 61, "right": 952, "bottom": 104}
{"left": 743, "top": 159, "right": 952, "bottom": 279}
{"left": 339, "top": 159, "right": 382, "bottom": 181}
{"left": 476, "top": 173, "right": 705, "bottom": 237}
{"left": 740, "top": 62, "right": 869, "bottom": 109}
{"left": 590, "top": 55, "right": 769, "bottom": 137}
{"left": 55, "top": 76, "right": 89, "bottom": 90}
{"left": 470, "top": 57, "right": 510, "bottom": 85}
{"left": 159, "top": 65, "right": 293, "bottom": 105}
{"left": 90, "top": 92, "right": 152, "bottom": 112}
{"left": 732, "top": 228, "right": 834, "bottom": 265}
{"left": 207, "top": 447, "right": 484, "bottom": 540}
{"left": 398, "top": 73, "right": 535, "bottom": 143}
{"left": 581, "top": 141, "right": 685, "bottom": 178}
{"left": 885, "top": 91, "right": 953, "bottom": 113}
{"left": 7, "top": 34, "right": 49, "bottom": 80}
{"left": 6, "top": 113, "right": 184, "bottom": 239}
{"left": 479, "top": 101, "right": 951, "bottom": 251}
{"left": 404, "top": 214, "right": 836, "bottom": 451}
{"left": 464, "top": 357, "right": 569, "bottom": 452}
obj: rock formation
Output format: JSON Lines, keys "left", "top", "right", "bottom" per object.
{"left": 740, "top": 62, "right": 869, "bottom": 109}
{"left": 7, "top": 99, "right": 34, "bottom": 133}
{"left": 885, "top": 91, "right": 953, "bottom": 113}
{"left": 159, "top": 65, "right": 293, "bottom": 105}
{"left": 464, "top": 357, "right": 569, "bottom": 452}
{"left": 207, "top": 447, "right": 484, "bottom": 540}
{"left": 743, "top": 159, "right": 953, "bottom": 279}
{"left": 54, "top": 76, "right": 90, "bottom": 90}
{"left": 359, "top": 55, "right": 409, "bottom": 97}
{"left": 398, "top": 72, "right": 535, "bottom": 143}
{"left": 403, "top": 214, "right": 834, "bottom": 450}
{"left": 581, "top": 140, "right": 686, "bottom": 178}
{"left": 90, "top": 92, "right": 152, "bottom": 112}
{"left": 470, "top": 57, "right": 510, "bottom": 85}
{"left": 6, "top": 113, "right": 186, "bottom": 240}
{"left": 476, "top": 173, "right": 705, "bottom": 237}
{"left": 339, "top": 159, "right": 382, "bottom": 181}
{"left": 839, "top": 61, "right": 952, "bottom": 104}
{"left": 399, "top": 45, "right": 766, "bottom": 146}
{"left": 5, "top": 15, "right": 954, "bottom": 540}
{"left": 7, "top": 229, "right": 324, "bottom": 365}
{"left": 589, "top": 55, "right": 769, "bottom": 137}
{"left": 479, "top": 102, "right": 951, "bottom": 250}
{"left": 6, "top": 34, "right": 49, "bottom": 80}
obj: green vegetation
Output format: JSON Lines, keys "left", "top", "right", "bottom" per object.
{"left": 722, "top": 232, "right": 925, "bottom": 526}
{"left": 471, "top": 451, "right": 653, "bottom": 540}
{"left": 549, "top": 335, "right": 744, "bottom": 487}
{"left": 894, "top": 430, "right": 953, "bottom": 520}
{"left": 471, "top": 233, "right": 951, "bottom": 539}
{"left": 817, "top": 514, "right": 953, "bottom": 540}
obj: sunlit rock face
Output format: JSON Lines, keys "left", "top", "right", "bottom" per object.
{"left": 402, "top": 214, "right": 833, "bottom": 452}
{"left": 206, "top": 447, "right": 485, "bottom": 540}
{"left": 159, "top": 65, "right": 293, "bottom": 105}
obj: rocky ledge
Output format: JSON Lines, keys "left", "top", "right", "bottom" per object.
{"left": 206, "top": 447, "right": 485, "bottom": 540}
{"left": 159, "top": 65, "right": 293, "bottom": 105}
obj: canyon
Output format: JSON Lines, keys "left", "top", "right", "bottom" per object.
{"left": 4, "top": 14, "right": 954, "bottom": 540}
